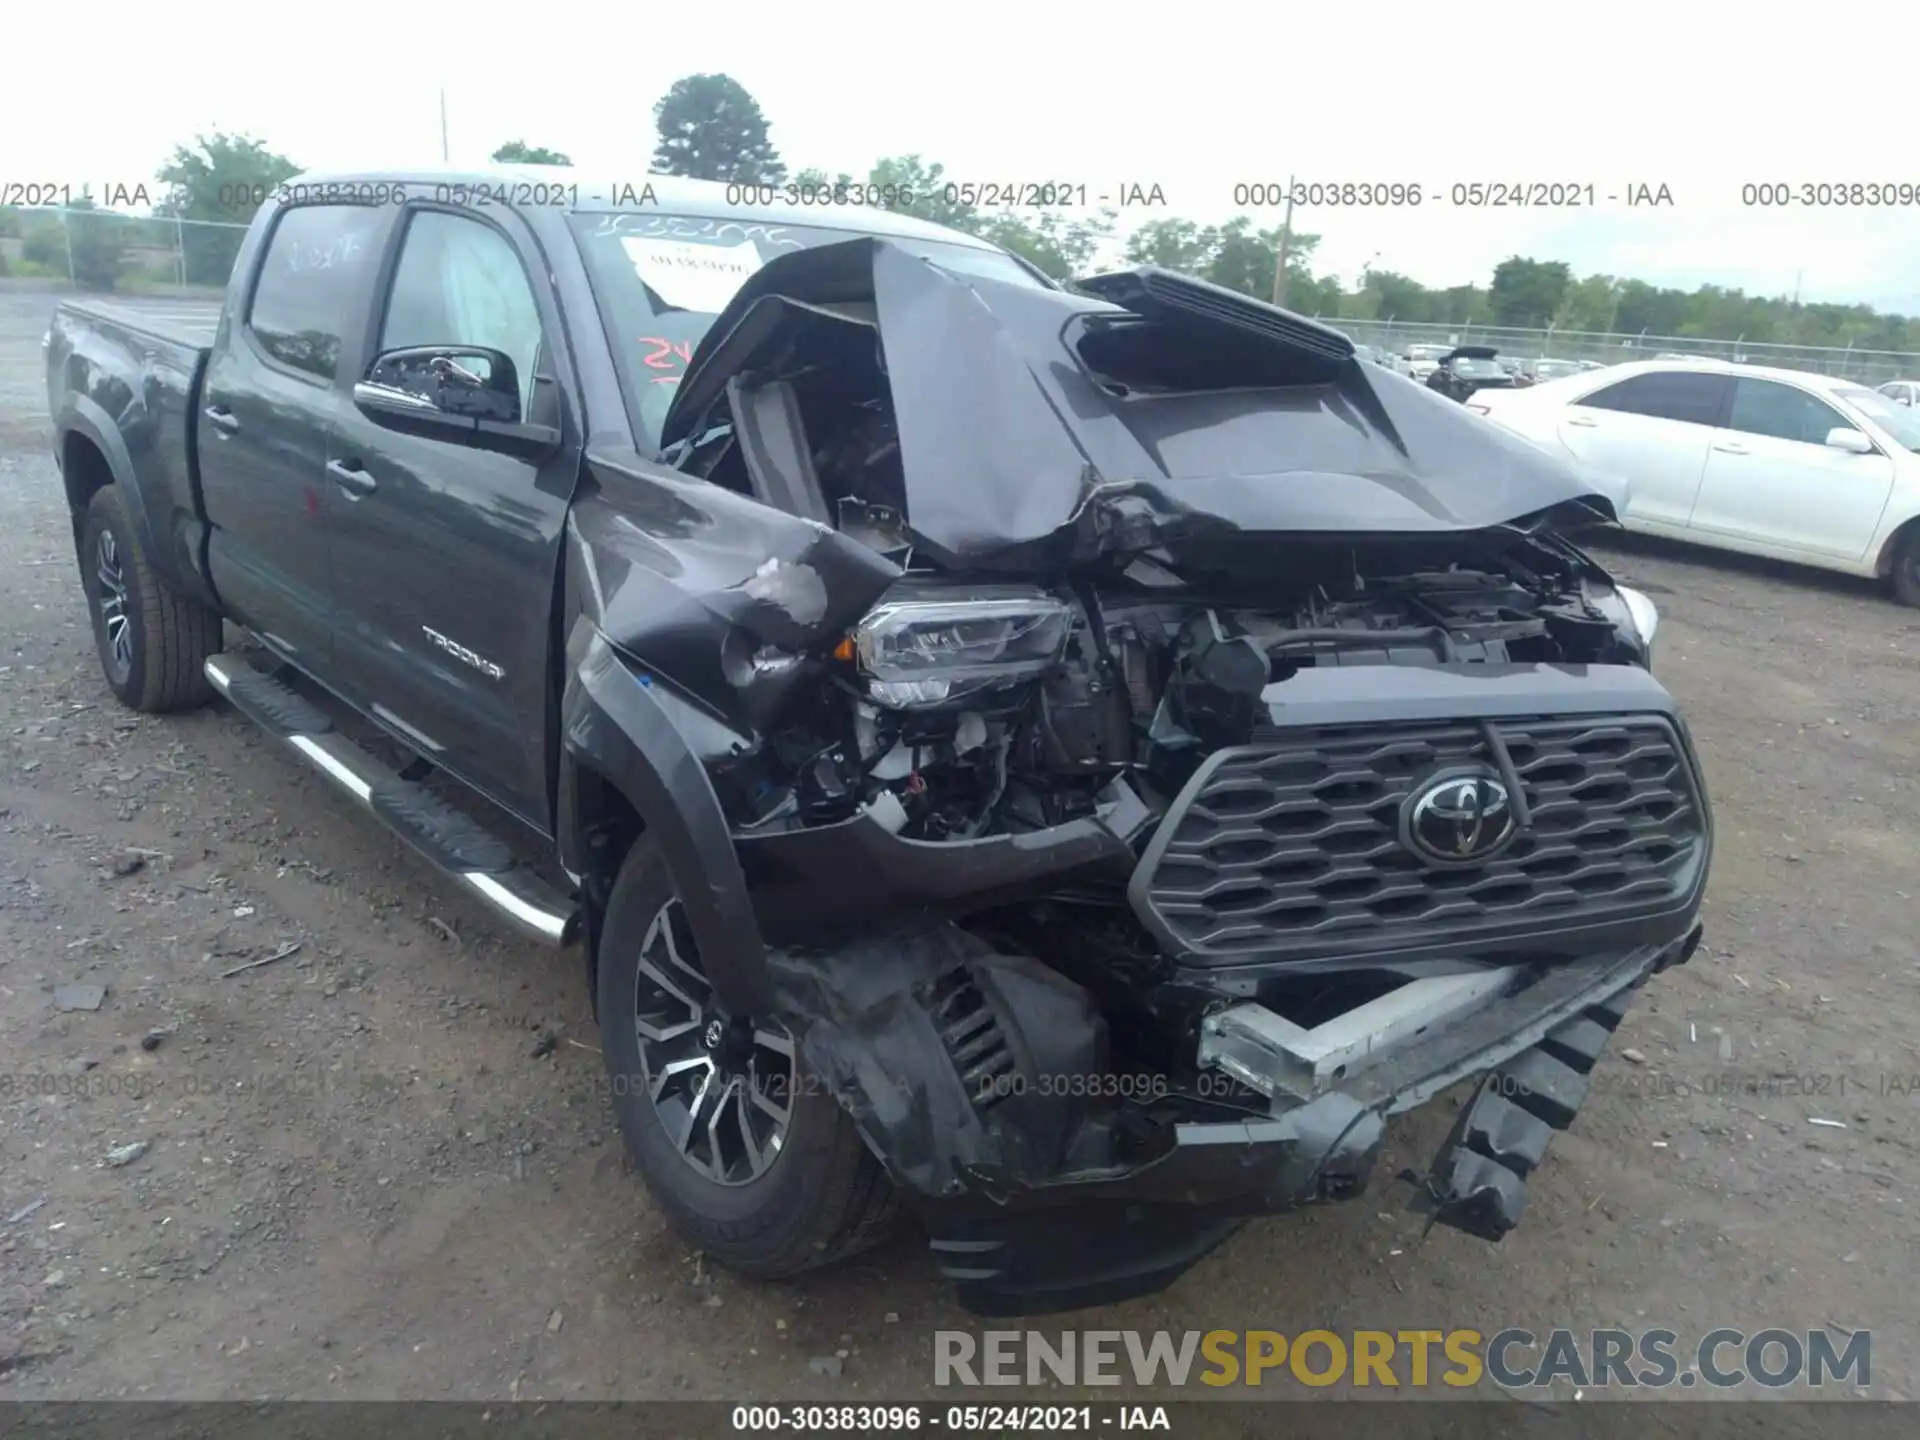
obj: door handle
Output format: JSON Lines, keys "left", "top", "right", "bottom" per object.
{"left": 203, "top": 406, "right": 241, "bottom": 435}
{"left": 1711, "top": 442, "right": 1750, "bottom": 455}
{"left": 1564, "top": 415, "right": 1598, "bottom": 427}
{"left": 327, "top": 459, "right": 378, "bottom": 496}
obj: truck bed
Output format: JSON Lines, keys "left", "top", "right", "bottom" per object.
{"left": 62, "top": 296, "right": 222, "bottom": 349}
{"left": 47, "top": 296, "right": 225, "bottom": 618}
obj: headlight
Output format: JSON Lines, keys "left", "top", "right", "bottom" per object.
{"left": 851, "top": 582, "right": 1072, "bottom": 709}
{"left": 1616, "top": 584, "right": 1659, "bottom": 665}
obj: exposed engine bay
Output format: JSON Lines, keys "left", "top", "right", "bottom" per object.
{"left": 747, "top": 548, "right": 1643, "bottom": 848}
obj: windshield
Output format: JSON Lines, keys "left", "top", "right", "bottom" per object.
{"left": 1452, "top": 357, "right": 1506, "bottom": 377}
{"left": 568, "top": 212, "right": 1049, "bottom": 450}
{"left": 1836, "top": 387, "right": 1920, "bottom": 451}
{"left": 1407, "top": 345, "right": 1449, "bottom": 360}
{"left": 1534, "top": 361, "right": 1579, "bottom": 378}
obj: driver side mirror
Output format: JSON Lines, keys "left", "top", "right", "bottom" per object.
{"left": 1825, "top": 427, "right": 1875, "bottom": 455}
{"left": 353, "top": 345, "right": 560, "bottom": 460}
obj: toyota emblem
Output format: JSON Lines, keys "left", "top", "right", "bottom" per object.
{"left": 1404, "top": 768, "right": 1518, "bottom": 864}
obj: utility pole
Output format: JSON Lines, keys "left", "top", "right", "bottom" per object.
{"left": 1270, "top": 175, "right": 1295, "bottom": 308}
{"left": 439, "top": 89, "right": 450, "bottom": 162}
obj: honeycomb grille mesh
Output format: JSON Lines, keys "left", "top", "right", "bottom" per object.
{"left": 1137, "top": 716, "right": 1704, "bottom": 963}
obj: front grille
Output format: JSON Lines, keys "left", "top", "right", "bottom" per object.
{"left": 1133, "top": 715, "right": 1706, "bottom": 965}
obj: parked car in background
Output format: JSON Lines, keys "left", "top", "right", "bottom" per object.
{"left": 1470, "top": 359, "right": 1920, "bottom": 606}
{"left": 1426, "top": 346, "right": 1516, "bottom": 403}
{"left": 1402, "top": 343, "right": 1453, "bottom": 381}
{"left": 1877, "top": 379, "right": 1919, "bottom": 406}
{"left": 1523, "top": 358, "right": 1585, "bottom": 385}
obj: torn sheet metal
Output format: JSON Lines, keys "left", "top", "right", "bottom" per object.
{"left": 769, "top": 924, "right": 1386, "bottom": 1212}
{"left": 658, "top": 239, "right": 1620, "bottom": 571}
{"left": 567, "top": 443, "right": 900, "bottom": 723}
{"left": 770, "top": 927, "right": 1114, "bottom": 1198}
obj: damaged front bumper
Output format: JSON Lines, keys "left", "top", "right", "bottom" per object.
{"left": 796, "top": 924, "right": 1698, "bottom": 1317}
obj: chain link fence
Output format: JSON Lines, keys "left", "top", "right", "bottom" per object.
{"left": 1323, "top": 317, "right": 1920, "bottom": 385}
{"left": 0, "top": 206, "right": 246, "bottom": 297}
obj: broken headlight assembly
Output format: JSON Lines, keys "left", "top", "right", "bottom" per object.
{"left": 849, "top": 583, "right": 1072, "bottom": 709}
{"left": 1586, "top": 581, "right": 1660, "bottom": 670}
{"left": 1616, "top": 584, "right": 1660, "bottom": 668}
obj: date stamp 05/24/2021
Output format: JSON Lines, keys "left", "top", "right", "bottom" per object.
{"left": 14, "top": 176, "right": 1920, "bottom": 221}
{"left": 1225, "top": 180, "right": 1677, "bottom": 208}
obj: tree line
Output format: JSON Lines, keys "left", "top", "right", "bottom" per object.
{"left": 3, "top": 71, "right": 1914, "bottom": 356}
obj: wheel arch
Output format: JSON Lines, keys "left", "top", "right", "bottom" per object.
{"left": 57, "top": 405, "right": 154, "bottom": 557}
{"left": 60, "top": 424, "right": 117, "bottom": 518}
{"left": 557, "top": 628, "right": 773, "bottom": 1019}
{"left": 1872, "top": 509, "right": 1920, "bottom": 578}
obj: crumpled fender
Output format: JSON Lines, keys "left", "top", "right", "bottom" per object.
{"left": 566, "top": 443, "right": 900, "bottom": 728}
{"left": 552, "top": 446, "right": 904, "bottom": 1016}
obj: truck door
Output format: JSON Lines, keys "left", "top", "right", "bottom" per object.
{"left": 323, "top": 202, "right": 576, "bottom": 830}
{"left": 198, "top": 202, "right": 395, "bottom": 671}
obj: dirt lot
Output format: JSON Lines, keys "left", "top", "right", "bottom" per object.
{"left": 2, "top": 286, "right": 1917, "bottom": 1405}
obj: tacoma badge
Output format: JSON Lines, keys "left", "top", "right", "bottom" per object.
{"left": 421, "top": 625, "right": 504, "bottom": 681}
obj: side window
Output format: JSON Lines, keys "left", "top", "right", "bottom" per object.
{"left": 1580, "top": 371, "right": 1730, "bottom": 426}
{"left": 379, "top": 210, "right": 544, "bottom": 417}
{"left": 248, "top": 205, "right": 389, "bottom": 381}
{"left": 1726, "top": 379, "right": 1849, "bottom": 445}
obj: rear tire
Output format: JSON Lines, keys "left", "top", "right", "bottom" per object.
{"left": 596, "top": 837, "right": 900, "bottom": 1277}
{"left": 80, "top": 486, "right": 222, "bottom": 712}
{"left": 1892, "top": 525, "right": 1920, "bottom": 609}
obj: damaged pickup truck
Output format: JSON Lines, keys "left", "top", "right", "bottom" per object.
{"left": 46, "top": 168, "right": 1709, "bottom": 1315}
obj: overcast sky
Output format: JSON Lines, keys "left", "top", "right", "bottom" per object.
{"left": 8, "top": 2, "right": 1919, "bottom": 313}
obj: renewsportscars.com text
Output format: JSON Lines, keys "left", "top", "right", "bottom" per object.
{"left": 934, "top": 1327, "right": 1870, "bottom": 1389}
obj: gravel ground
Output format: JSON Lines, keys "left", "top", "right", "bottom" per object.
{"left": 2, "top": 286, "right": 1917, "bottom": 1406}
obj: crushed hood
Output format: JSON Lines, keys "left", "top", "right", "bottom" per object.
{"left": 659, "top": 241, "right": 1618, "bottom": 570}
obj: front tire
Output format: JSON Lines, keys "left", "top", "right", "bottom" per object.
{"left": 596, "top": 838, "right": 900, "bottom": 1277}
{"left": 80, "top": 486, "right": 222, "bottom": 712}
{"left": 1892, "top": 525, "right": 1920, "bottom": 609}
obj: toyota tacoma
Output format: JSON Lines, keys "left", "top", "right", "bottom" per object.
{"left": 45, "top": 168, "right": 1709, "bottom": 1315}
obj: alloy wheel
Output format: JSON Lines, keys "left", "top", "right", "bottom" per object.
{"left": 631, "top": 898, "right": 794, "bottom": 1185}
{"left": 95, "top": 529, "right": 133, "bottom": 681}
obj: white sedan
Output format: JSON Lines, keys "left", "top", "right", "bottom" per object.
{"left": 1468, "top": 358, "right": 1920, "bottom": 606}
{"left": 1402, "top": 343, "right": 1454, "bottom": 381}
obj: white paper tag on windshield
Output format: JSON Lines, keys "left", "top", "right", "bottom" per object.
{"left": 620, "top": 236, "right": 763, "bottom": 313}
